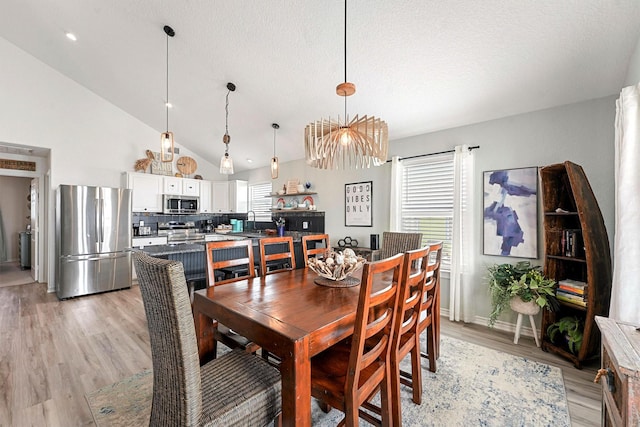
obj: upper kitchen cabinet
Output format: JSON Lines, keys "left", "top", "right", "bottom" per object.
{"left": 163, "top": 176, "right": 200, "bottom": 196}
{"left": 199, "top": 180, "right": 213, "bottom": 213}
{"left": 212, "top": 180, "right": 247, "bottom": 213}
{"left": 123, "top": 172, "right": 163, "bottom": 213}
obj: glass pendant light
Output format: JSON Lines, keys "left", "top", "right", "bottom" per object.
{"left": 271, "top": 123, "right": 280, "bottom": 179}
{"left": 219, "top": 82, "right": 236, "bottom": 174}
{"left": 160, "top": 25, "right": 175, "bottom": 162}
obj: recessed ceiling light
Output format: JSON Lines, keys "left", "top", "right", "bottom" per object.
{"left": 65, "top": 32, "right": 77, "bottom": 41}
{"left": 165, "top": 102, "right": 172, "bottom": 108}
{"left": 246, "top": 159, "right": 253, "bottom": 163}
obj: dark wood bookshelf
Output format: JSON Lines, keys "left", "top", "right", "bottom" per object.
{"left": 540, "top": 161, "right": 612, "bottom": 369}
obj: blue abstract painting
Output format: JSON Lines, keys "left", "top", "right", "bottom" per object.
{"left": 483, "top": 167, "right": 538, "bottom": 258}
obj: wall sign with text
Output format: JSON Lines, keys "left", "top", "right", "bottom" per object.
{"left": 345, "top": 181, "right": 372, "bottom": 227}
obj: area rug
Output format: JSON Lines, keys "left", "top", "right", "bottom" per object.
{"left": 86, "top": 336, "right": 570, "bottom": 426}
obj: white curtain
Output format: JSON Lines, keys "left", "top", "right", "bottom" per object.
{"left": 449, "top": 145, "right": 475, "bottom": 322}
{"left": 610, "top": 84, "right": 640, "bottom": 325}
{"left": 389, "top": 156, "right": 403, "bottom": 231}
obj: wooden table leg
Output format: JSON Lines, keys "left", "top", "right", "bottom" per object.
{"left": 193, "top": 300, "right": 217, "bottom": 365}
{"left": 279, "top": 338, "right": 311, "bottom": 427}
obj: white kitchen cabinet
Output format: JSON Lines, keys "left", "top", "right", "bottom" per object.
{"left": 164, "top": 176, "right": 200, "bottom": 196}
{"left": 212, "top": 180, "right": 247, "bottom": 212}
{"left": 124, "top": 172, "right": 163, "bottom": 213}
{"left": 229, "top": 180, "right": 248, "bottom": 213}
{"left": 212, "top": 181, "right": 230, "bottom": 212}
{"left": 132, "top": 236, "right": 167, "bottom": 248}
{"left": 199, "top": 180, "right": 213, "bottom": 213}
{"left": 183, "top": 178, "right": 200, "bottom": 196}
{"left": 163, "top": 176, "right": 182, "bottom": 195}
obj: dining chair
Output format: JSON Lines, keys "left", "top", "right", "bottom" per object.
{"left": 205, "top": 240, "right": 261, "bottom": 357}
{"left": 259, "top": 236, "right": 296, "bottom": 276}
{"left": 390, "top": 246, "right": 431, "bottom": 426}
{"left": 301, "top": 233, "right": 330, "bottom": 267}
{"left": 379, "top": 231, "right": 423, "bottom": 259}
{"left": 425, "top": 241, "right": 443, "bottom": 360}
{"left": 412, "top": 241, "right": 443, "bottom": 372}
{"left": 132, "top": 251, "right": 282, "bottom": 426}
{"left": 311, "top": 253, "right": 404, "bottom": 427}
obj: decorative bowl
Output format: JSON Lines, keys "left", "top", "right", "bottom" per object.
{"left": 307, "top": 248, "right": 365, "bottom": 282}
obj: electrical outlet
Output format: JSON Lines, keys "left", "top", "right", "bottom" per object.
{"left": 302, "top": 221, "right": 309, "bottom": 229}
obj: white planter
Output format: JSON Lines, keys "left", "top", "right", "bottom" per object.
{"left": 509, "top": 297, "right": 540, "bottom": 316}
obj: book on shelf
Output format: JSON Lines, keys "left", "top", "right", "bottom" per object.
{"left": 558, "top": 286, "right": 584, "bottom": 296}
{"left": 556, "top": 290, "right": 587, "bottom": 307}
{"left": 561, "top": 229, "right": 583, "bottom": 257}
{"left": 558, "top": 278, "right": 587, "bottom": 293}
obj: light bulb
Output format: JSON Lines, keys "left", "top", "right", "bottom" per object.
{"left": 339, "top": 128, "right": 351, "bottom": 146}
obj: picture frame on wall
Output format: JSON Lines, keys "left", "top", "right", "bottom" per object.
{"left": 345, "top": 181, "right": 372, "bottom": 227}
{"left": 483, "top": 166, "right": 538, "bottom": 258}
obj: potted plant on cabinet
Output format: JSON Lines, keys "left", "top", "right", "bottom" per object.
{"left": 487, "top": 261, "right": 558, "bottom": 327}
{"left": 547, "top": 316, "right": 583, "bottom": 354}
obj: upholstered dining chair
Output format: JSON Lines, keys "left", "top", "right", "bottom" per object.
{"left": 132, "top": 251, "right": 282, "bottom": 426}
{"left": 390, "top": 246, "right": 431, "bottom": 426}
{"left": 301, "top": 233, "right": 330, "bottom": 267}
{"left": 311, "top": 253, "right": 404, "bottom": 427}
{"left": 259, "top": 236, "right": 296, "bottom": 276}
{"left": 379, "top": 231, "right": 423, "bottom": 259}
{"left": 204, "top": 240, "right": 261, "bottom": 357}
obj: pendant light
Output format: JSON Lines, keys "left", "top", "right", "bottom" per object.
{"left": 270, "top": 123, "right": 280, "bottom": 179}
{"left": 160, "top": 25, "right": 175, "bottom": 162}
{"left": 220, "top": 82, "right": 236, "bottom": 174}
{"left": 304, "top": 0, "right": 388, "bottom": 169}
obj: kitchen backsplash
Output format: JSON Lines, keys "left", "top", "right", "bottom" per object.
{"left": 132, "top": 211, "right": 324, "bottom": 234}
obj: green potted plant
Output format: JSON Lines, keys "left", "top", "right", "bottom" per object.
{"left": 547, "top": 316, "right": 583, "bottom": 354}
{"left": 487, "top": 261, "right": 558, "bottom": 327}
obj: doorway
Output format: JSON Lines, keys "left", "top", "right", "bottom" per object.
{"left": 0, "top": 176, "right": 36, "bottom": 286}
{"left": 0, "top": 143, "right": 50, "bottom": 287}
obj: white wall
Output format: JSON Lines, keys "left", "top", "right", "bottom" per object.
{"left": 624, "top": 33, "right": 640, "bottom": 86}
{"left": 0, "top": 176, "right": 31, "bottom": 261}
{"left": 235, "top": 95, "right": 617, "bottom": 329}
{"left": 0, "top": 37, "right": 225, "bottom": 291}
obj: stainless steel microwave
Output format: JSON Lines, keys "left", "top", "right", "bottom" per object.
{"left": 163, "top": 195, "right": 199, "bottom": 214}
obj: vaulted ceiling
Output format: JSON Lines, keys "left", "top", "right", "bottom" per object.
{"left": 2, "top": 1, "right": 639, "bottom": 172}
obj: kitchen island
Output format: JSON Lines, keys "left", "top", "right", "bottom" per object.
{"left": 136, "top": 231, "right": 318, "bottom": 283}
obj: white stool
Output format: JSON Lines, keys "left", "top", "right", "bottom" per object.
{"left": 509, "top": 298, "right": 541, "bottom": 347}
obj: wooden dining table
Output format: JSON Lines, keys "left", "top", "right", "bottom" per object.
{"left": 193, "top": 267, "right": 369, "bottom": 427}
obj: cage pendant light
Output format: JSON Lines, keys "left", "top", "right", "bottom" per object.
{"left": 304, "top": 0, "right": 388, "bottom": 169}
{"left": 160, "top": 25, "right": 175, "bottom": 162}
{"left": 270, "top": 123, "right": 280, "bottom": 179}
{"left": 219, "top": 82, "right": 236, "bottom": 174}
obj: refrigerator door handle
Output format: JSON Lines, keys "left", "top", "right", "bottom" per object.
{"left": 61, "top": 252, "right": 129, "bottom": 262}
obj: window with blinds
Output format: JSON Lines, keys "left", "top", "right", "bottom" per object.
{"left": 248, "top": 182, "right": 272, "bottom": 222}
{"left": 400, "top": 153, "right": 454, "bottom": 268}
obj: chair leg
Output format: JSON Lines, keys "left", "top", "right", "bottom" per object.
{"left": 390, "top": 355, "right": 402, "bottom": 427}
{"left": 410, "top": 337, "right": 422, "bottom": 404}
{"left": 379, "top": 369, "right": 393, "bottom": 427}
{"left": 426, "top": 326, "right": 436, "bottom": 373}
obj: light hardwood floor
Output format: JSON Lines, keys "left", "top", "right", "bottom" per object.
{"left": 0, "top": 282, "right": 601, "bottom": 426}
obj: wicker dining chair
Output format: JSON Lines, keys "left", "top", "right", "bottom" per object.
{"left": 391, "top": 246, "right": 431, "bottom": 426}
{"left": 311, "top": 253, "right": 404, "bottom": 427}
{"left": 379, "top": 231, "right": 423, "bottom": 259}
{"left": 204, "top": 240, "right": 261, "bottom": 357}
{"left": 259, "top": 236, "right": 296, "bottom": 276}
{"left": 301, "top": 233, "right": 330, "bottom": 267}
{"left": 132, "top": 251, "right": 282, "bottom": 426}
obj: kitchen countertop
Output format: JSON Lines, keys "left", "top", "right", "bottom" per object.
{"left": 141, "top": 243, "right": 205, "bottom": 256}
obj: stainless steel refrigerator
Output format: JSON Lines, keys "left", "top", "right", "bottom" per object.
{"left": 56, "top": 185, "right": 132, "bottom": 299}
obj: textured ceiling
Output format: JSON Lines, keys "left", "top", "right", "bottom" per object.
{"left": 2, "top": 1, "right": 639, "bottom": 172}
